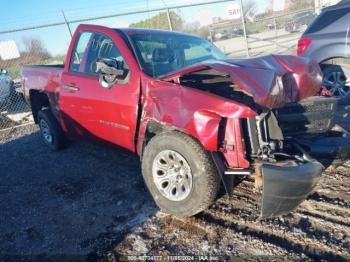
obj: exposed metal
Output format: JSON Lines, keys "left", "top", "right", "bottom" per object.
{"left": 224, "top": 169, "right": 252, "bottom": 175}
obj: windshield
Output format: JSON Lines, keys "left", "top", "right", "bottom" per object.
{"left": 127, "top": 32, "right": 226, "bottom": 77}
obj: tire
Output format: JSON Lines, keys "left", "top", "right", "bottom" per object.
{"left": 37, "top": 109, "right": 66, "bottom": 151}
{"left": 322, "top": 59, "right": 350, "bottom": 104}
{"left": 141, "top": 131, "right": 221, "bottom": 217}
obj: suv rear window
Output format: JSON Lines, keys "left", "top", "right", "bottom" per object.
{"left": 305, "top": 7, "right": 350, "bottom": 34}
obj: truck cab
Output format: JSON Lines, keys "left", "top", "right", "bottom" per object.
{"left": 22, "top": 24, "right": 349, "bottom": 219}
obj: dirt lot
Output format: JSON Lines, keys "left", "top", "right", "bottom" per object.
{"left": 0, "top": 106, "right": 350, "bottom": 261}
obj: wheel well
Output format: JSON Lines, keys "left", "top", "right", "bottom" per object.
{"left": 320, "top": 57, "right": 350, "bottom": 69}
{"left": 140, "top": 121, "right": 169, "bottom": 157}
{"left": 29, "top": 90, "right": 50, "bottom": 123}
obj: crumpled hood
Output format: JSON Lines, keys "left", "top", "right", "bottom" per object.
{"left": 163, "top": 55, "right": 322, "bottom": 109}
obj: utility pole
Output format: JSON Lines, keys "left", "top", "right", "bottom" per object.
{"left": 239, "top": 0, "right": 250, "bottom": 57}
{"left": 314, "top": 0, "right": 323, "bottom": 15}
{"left": 161, "top": 0, "right": 173, "bottom": 31}
{"left": 166, "top": 8, "right": 173, "bottom": 31}
{"left": 209, "top": 27, "right": 213, "bottom": 42}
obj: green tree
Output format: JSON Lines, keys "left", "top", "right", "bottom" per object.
{"left": 129, "top": 11, "right": 184, "bottom": 31}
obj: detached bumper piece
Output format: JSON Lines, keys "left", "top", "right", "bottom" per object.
{"left": 261, "top": 160, "right": 323, "bottom": 218}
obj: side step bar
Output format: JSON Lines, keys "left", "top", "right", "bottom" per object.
{"left": 225, "top": 169, "right": 252, "bottom": 176}
{"left": 211, "top": 152, "right": 252, "bottom": 196}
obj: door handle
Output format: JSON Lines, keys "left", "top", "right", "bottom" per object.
{"left": 64, "top": 85, "right": 80, "bottom": 92}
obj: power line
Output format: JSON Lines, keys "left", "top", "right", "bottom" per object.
{"left": 0, "top": 0, "right": 234, "bottom": 34}
{"left": 160, "top": 0, "right": 168, "bottom": 8}
{"left": 0, "top": 0, "right": 217, "bottom": 27}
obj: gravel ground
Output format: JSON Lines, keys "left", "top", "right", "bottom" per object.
{"left": 0, "top": 125, "right": 157, "bottom": 261}
{"left": 0, "top": 106, "right": 350, "bottom": 261}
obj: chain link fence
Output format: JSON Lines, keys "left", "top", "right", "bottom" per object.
{"left": 0, "top": 0, "right": 335, "bottom": 133}
{"left": 0, "top": 29, "right": 67, "bottom": 132}
{"left": 0, "top": 78, "right": 31, "bottom": 130}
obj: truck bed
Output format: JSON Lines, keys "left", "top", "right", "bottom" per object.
{"left": 23, "top": 64, "right": 64, "bottom": 68}
{"left": 22, "top": 64, "right": 64, "bottom": 120}
{"left": 22, "top": 64, "right": 63, "bottom": 96}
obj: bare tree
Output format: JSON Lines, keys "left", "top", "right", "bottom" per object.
{"left": 22, "top": 37, "right": 51, "bottom": 59}
{"left": 243, "top": 0, "right": 259, "bottom": 22}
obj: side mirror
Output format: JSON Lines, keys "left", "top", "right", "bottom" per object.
{"left": 94, "top": 58, "right": 127, "bottom": 89}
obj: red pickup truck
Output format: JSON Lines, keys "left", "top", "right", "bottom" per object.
{"left": 22, "top": 24, "right": 349, "bottom": 218}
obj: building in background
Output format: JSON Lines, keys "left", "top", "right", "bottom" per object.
{"left": 273, "top": 0, "right": 286, "bottom": 11}
{"left": 0, "top": 40, "right": 20, "bottom": 61}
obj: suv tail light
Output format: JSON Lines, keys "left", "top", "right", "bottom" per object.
{"left": 297, "top": 37, "right": 312, "bottom": 56}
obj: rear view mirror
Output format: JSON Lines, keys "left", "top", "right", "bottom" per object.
{"left": 94, "top": 58, "right": 127, "bottom": 89}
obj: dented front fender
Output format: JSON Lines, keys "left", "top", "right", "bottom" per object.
{"left": 137, "top": 78, "right": 256, "bottom": 158}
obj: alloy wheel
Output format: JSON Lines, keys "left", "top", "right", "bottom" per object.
{"left": 323, "top": 71, "right": 350, "bottom": 98}
{"left": 152, "top": 150, "right": 193, "bottom": 202}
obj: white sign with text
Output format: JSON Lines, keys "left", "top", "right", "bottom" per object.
{"left": 227, "top": 3, "right": 241, "bottom": 20}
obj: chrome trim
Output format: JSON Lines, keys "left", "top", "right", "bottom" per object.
{"left": 64, "top": 85, "right": 80, "bottom": 92}
{"left": 225, "top": 169, "right": 252, "bottom": 175}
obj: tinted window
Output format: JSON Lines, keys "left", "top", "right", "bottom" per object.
{"left": 305, "top": 7, "right": 350, "bottom": 34}
{"left": 70, "top": 31, "right": 128, "bottom": 75}
{"left": 128, "top": 33, "right": 226, "bottom": 77}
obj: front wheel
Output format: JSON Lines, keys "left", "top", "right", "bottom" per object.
{"left": 141, "top": 131, "right": 220, "bottom": 217}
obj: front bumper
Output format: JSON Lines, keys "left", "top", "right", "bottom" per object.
{"left": 261, "top": 160, "right": 323, "bottom": 218}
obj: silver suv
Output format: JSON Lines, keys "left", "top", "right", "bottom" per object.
{"left": 0, "top": 69, "right": 13, "bottom": 105}
{"left": 298, "top": 0, "right": 350, "bottom": 104}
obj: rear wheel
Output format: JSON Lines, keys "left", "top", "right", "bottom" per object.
{"left": 322, "top": 59, "right": 350, "bottom": 104}
{"left": 37, "top": 109, "right": 66, "bottom": 150}
{"left": 141, "top": 131, "right": 220, "bottom": 217}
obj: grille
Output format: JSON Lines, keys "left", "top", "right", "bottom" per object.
{"left": 275, "top": 96, "right": 337, "bottom": 135}
{"left": 277, "top": 102, "right": 333, "bottom": 114}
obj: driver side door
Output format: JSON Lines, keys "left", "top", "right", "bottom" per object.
{"left": 60, "top": 30, "right": 139, "bottom": 151}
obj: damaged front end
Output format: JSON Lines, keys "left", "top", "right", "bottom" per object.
{"left": 161, "top": 55, "right": 343, "bottom": 218}
{"left": 210, "top": 109, "right": 325, "bottom": 218}
{"left": 242, "top": 111, "right": 324, "bottom": 218}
